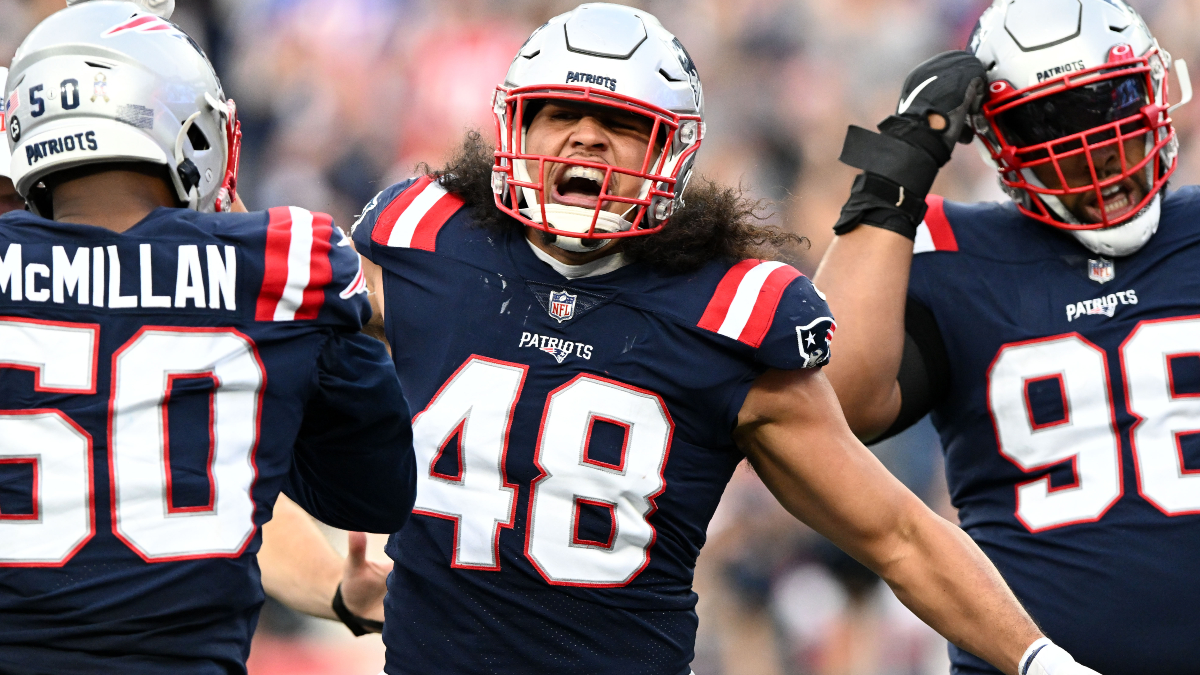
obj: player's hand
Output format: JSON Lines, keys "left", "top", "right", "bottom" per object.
{"left": 1022, "top": 639, "right": 1103, "bottom": 675}
{"left": 340, "top": 531, "right": 389, "bottom": 622}
{"left": 834, "top": 51, "right": 986, "bottom": 239}
{"left": 885, "top": 51, "right": 987, "bottom": 158}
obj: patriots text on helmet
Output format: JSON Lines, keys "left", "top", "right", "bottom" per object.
{"left": 565, "top": 71, "right": 617, "bottom": 92}
{"left": 1036, "top": 60, "right": 1087, "bottom": 82}
{"left": 24, "top": 131, "right": 98, "bottom": 164}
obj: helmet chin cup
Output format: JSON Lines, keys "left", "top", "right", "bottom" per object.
{"left": 521, "top": 203, "right": 630, "bottom": 253}
{"left": 1069, "top": 192, "right": 1161, "bottom": 257}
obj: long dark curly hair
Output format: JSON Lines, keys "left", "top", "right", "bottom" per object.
{"left": 423, "top": 131, "right": 807, "bottom": 275}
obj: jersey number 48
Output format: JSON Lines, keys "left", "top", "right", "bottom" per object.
{"left": 411, "top": 356, "right": 672, "bottom": 588}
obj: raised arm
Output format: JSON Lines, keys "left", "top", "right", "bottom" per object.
{"left": 734, "top": 367, "right": 1094, "bottom": 675}
{"left": 813, "top": 227, "right": 912, "bottom": 437}
{"left": 813, "top": 51, "right": 985, "bottom": 440}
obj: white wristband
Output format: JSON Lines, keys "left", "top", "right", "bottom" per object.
{"left": 1020, "top": 638, "right": 1077, "bottom": 675}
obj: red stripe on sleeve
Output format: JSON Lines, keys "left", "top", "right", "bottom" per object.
{"left": 924, "top": 195, "right": 958, "bottom": 252}
{"left": 293, "top": 212, "right": 335, "bottom": 320}
{"left": 254, "top": 207, "right": 294, "bottom": 321}
{"left": 371, "top": 175, "right": 434, "bottom": 246}
{"left": 697, "top": 259, "right": 762, "bottom": 332}
{"left": 408, "top": 191, "right": 467, "bottom": 252}
{"left": 737, "top": 265, "right": 803, "bottom": 348}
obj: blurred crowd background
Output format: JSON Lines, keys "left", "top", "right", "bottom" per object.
{"left": 3, "top": 0, "right": 1197, "bottom": 673}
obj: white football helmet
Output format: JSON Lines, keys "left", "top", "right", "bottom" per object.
{"left": 5, "top": 0, "right": 241, "bottom": 216}
{"left": 0, "top": 67, "right": 11, "bottom": 181}
{"left": 492, "top": 3, "right": 704, "bottom": 252}
{"left": 66, "top": 0, "right": 174, "bottom": 19}
{"left": 969, "top": 0, "right": 1191, "bottom": 256}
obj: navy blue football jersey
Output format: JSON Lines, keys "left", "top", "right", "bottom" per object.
{"left": 0, "top": 206, "right": 416, "bottom": 675}
{"left": 908, "top": 192, "right": 1200, "bottom": 675}
{"left": 352, "top": 176, "right": 835, "bottom": 675}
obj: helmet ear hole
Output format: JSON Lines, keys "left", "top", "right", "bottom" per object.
{"left": 187, "top": 124, "right": 210, "bottom": 151}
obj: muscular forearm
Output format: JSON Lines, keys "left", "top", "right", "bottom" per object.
{"left": 259, "top": 493, "right": 341, "bottom": 620}
{"left": 738, "top": 369, "right": 1042, "bottom": 675}
{"left": 812, "top": 226, "right": 913, "bottom": 437}
{"left": 877, "top": 504, "right": 1042, "bottom": 675}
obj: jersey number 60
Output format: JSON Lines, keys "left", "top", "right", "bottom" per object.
{"left": 0, "top": 318, "right": 262, "bottom": 566}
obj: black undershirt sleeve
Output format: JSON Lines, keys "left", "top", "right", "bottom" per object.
{"left": 873, "top": 296, "right": 951, "bottom": 442}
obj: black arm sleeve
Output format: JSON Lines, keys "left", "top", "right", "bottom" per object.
{"left": 283, "top": 332, "right": 417, "bottom": 534}
{"left": 873, "top": 296, "right": 951, "bottom": 442}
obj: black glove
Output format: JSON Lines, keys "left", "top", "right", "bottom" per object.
{"left": 834, "top": 51, "right": 987, "bottom": 238}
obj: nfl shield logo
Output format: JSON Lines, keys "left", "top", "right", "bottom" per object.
{"left": 548, "top": 290, "right": 577, "bottom": 323}
{"left": 1088, "top": 258, "right": 1115, "bottom": 284}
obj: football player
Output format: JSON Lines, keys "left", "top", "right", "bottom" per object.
{"left": 814, "top": 1, "right": 1198, "bottom": 674}
{"left": 0, "top": 67, "right": 22, "bottom": 214}
{"left": 0, "top": 3, "right": 416, "bottom": 673}
{"left": 263, "top": 4, "right": 1100, "bottom": 674}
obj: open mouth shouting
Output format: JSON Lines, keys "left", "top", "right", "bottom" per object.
{"left": 1082, "top": 176, "right": 1145, "bottom": 223}
{"left": 550, "top": 165, "right": 611, "bottom": 209}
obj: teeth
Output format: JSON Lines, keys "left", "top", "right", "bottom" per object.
{"left": 1104, "top": 194, "right": 1129, "bottom": 214}
{"left": 1101, "top": 185, "right": 1121, "bottom": 197}
{"left": 562, "top": 166, "right": 605, "bottom": 184}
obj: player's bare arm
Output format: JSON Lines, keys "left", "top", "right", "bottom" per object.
{"left": 813, "top": 228, "right": 911, "bottom": 438}
{"left": 259, "top": 495, "right": 389, "bottom": 624}
{"left": 735, "top": 367, "right": 1042, "bottom": 675}
{"left": 259, "top": 494, "right": 343, "bottom": 621}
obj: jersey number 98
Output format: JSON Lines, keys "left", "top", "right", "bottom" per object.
{"left": 988, "top": 317, "right": 1200, "bottom": 531}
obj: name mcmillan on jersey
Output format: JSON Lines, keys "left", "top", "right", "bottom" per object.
{"left": 0, "top": 242, "right": 237, "bottom": 309}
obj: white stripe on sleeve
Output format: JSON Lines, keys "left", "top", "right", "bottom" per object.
{"left": 912, "top": 221, "right": 935, "bottom": 254}
{"left": 387, "top": 180, "right": 449, "bottom": 248}
{"left": 716, "top": 261, "right": 786, "bottom": 339}
{"left": 275, "top": 206, "right": 315, "bottom": 321}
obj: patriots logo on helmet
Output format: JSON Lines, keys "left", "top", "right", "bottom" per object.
{"left": 102, "top": 14, "right": 183, "bottom": 39}
{"left": 796, "top": 317, "right": 836, "bottom": 368}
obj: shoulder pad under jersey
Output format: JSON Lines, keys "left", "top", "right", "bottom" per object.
{"left": 696, "top": 259, "right": 836, "bottom": 370}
